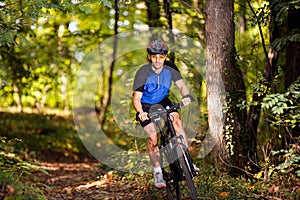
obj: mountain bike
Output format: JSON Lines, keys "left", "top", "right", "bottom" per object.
{"left": 148, "top": 102, "right": 199, "bottom": 200}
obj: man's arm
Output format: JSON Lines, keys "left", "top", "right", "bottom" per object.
{"left": 175, "top": 79, "right": 192, "bottom": 106}
{"left": 132, "top": 91, "right": 143, "bottom": 113}
{"left": 132, "top": 91, "right": 148, "bottom": 121}
{"left": 175, "top": 79, "right": 189, "bottom": 96}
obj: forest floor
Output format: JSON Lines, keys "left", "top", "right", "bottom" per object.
{"left": 32, "top": 151, "right": 167, "bottom": 200}
{"left": 2, "top": 111, "right": 299, "bottom": 200}
{"left": 0, "top": 111, "right": 185, "bottom": 199}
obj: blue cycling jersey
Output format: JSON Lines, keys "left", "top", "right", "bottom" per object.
{"left": 141, "top": 68, "right": 172, "bottom": 103}
{"left": 133, "top": 61, "right": 182, "bottom": 104}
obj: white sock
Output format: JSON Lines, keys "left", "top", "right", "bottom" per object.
{"left": 153, "top": 166, "right": 162, "bottom": 173}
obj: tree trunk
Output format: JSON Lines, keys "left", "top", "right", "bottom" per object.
{"left": 145, "top": 0, "right": 162, "bottom": 27}
{"left": 13, "top": 83, "right": 23, "bottom": 113}
{"left": 206, "top": 0, "right": 245, "bottom": 174}
{"left": 237, "top": 0, "right": 247, "bottom": 32}
{"left": 283, "top": 7, "right": 300, "bottom": 144}
{"left": 97, "top": 0, "right": 119, "bottom": 125}
{"left": 163, "top": 0, "right": 175, "bottom": 62}
{"left": 285, "top": 8, "right": 300, "bottom": 89}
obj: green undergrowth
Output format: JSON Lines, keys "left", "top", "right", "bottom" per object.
{"left": 0, "top": 137, "right": 48, "bottom": 199}
{"left": 95, "top": 156, "right": 299, "bottom": 199}
{"left": 0, "top": 111, "right": 90, "bottom": 199}
{"left": 192, "top": 162, "right": 300, "bottom": 199}
{"left": 0, "top": 112, "right": 89, "bottom": 160}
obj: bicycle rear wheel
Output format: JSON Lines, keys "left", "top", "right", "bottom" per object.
{"left": 176, "top": 144, "right": 198, "bottom": 200}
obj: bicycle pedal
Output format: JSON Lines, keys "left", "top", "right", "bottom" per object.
{"left": 194, "top": 171, "right": 199, "bottom": 176}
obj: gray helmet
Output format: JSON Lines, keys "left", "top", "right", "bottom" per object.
{"left": 147, "top": 40, "right": 169, "bottom": 55}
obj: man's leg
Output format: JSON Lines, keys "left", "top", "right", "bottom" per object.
{"left": 170, "top": 112, "right": 189, "bottom": 146}
{"left": 144, "top": 123, "right": 166, "bottom": 188}
{"left": 170, "top": 112, "right": 199, "bottom": 172}
{"left": 144, "top": 123, "right": 160, "bottom": 167}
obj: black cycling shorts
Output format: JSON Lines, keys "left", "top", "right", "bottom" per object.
{"left": 137, "top": 97, "right": 178, "bottom": 127}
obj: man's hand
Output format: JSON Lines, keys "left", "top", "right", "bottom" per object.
{"left": 181, "top": 94, "right": 194, "bottom": 106}
{"left": 138, "top": 111, "right": 149, "bottom": 122}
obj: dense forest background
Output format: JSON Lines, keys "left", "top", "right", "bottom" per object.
{"left": 0, "top": 0, "right": 299, "bottom": 199}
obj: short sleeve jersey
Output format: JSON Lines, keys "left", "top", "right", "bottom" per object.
{"left": 133, "top": 61, "right": 182, "bottom": 104}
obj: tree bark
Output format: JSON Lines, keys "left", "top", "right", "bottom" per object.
{"left": 285, "top": 8, "right": 300, "bottom": 89}
{"left": 283, "top": 7, "right": 300, "bottom": 144}
{"left": 206, "top": 0, "right": 246, "bottom": 174}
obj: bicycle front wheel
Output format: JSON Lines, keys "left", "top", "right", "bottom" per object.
{"left": 161, "top": 142, "right": 182, "bottom": 200}
{"left": 176, "top": 144, "right": 198, "bottom": 200}
{"left": 164, "top": 160, "right": 182, "bottom": 200}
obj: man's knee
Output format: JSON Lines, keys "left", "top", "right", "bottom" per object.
{"left": 148, "top": 138, "right": 158, "bottom": 148}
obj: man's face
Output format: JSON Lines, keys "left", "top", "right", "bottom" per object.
{"left": 150, "top": 54, "right": 166, "bottom": 69}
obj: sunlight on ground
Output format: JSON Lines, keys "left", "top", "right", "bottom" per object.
{"left": 0, "top": 107, "right": 71, "bottom": 116}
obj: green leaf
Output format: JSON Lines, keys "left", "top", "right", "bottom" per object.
{"left": 38, "top": 167, "right": 49, "bottom": 175}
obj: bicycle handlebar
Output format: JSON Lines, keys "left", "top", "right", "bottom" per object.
{"left": 148, "top": 102, "right": 183, "bottom": 119}
{"left": 135, "top": 95, "right": 195, "bottom": 121}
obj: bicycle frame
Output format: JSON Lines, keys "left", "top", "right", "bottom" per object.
{"left": 149, "top": 103, "right": 198, "bottom": 199}
{"left": 152, "top": 110, "right": 185, "bottom": 181}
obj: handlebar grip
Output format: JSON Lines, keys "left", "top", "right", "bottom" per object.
{"left": 176, "top": 102, "right": 183, "bottom": 109}
{"left": 135, "top": 112, "right": 140, "bottom": 121}
{"left": 182, "top": 94, "right": 195, "bottom": 102}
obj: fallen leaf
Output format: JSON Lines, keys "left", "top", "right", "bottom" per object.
{"left": 219, "top": 191, "right": 228, "bottom": 197}
{"left": 268, "top": 185, "right": 279, "bottom": 193}
{"left": 7, "top": 184, "right": 15, "bottom": 194}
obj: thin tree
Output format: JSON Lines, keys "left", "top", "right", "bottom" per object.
{"left": 98, "top": 0, "right": 119, "bottom": 125}
{"left": 145, "top": 0, "right": 162, "bottom": 28}
{"left": 245, "top": 1, "right": 280, "bottom": 172}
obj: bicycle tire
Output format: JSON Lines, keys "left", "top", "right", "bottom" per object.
{"left": 166, "top": 180, "right": 180, "bottom": 200}
{"left": 164, "top": 161, "right": 182, "bottom": 200}
{"left": 161, "top": 142, "right": 182, "bottom": 200}
{"left": 176, "top": 144, "right": 198, "bottom": 200}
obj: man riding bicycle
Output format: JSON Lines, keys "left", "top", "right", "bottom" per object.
{"left": 132, "top": 40, "right": 194, "bottom": 188}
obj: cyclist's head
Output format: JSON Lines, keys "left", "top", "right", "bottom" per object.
{"left": 147, "top": 40, "right": 169, "bottom": 55}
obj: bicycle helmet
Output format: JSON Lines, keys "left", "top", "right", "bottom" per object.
{"left": 147, "top": 40, "right": 169, "bottom": 55}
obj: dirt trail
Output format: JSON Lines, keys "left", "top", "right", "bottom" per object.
{"left": 33, "top": 156, "right": 165, "bottom": 200}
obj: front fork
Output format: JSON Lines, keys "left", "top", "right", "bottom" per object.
{"left": 173, "top": 135, "right": 197, "bottom": 177}
{"left": 160, "top": 141, "right": 185, "bottom": 182}
{"left": 166, "top": 115, "right": 197, "bottom": 177}
{"left": 156, "top": 117, "right": 196, "bottom": 182}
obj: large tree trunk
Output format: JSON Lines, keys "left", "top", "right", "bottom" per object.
{"left": 285, "top": 7, "right": 300, "bottom": 89}
{"left": 283, "top": 7, "right": 300, "bottom": 145}
{"left": 206, "top": 0, "right": 246, "bottom": 174}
